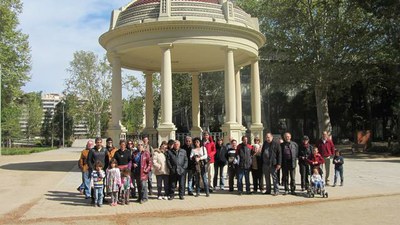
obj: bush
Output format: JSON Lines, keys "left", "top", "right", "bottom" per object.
{"left": 390, "top": 143, "right": 400, "bottom": 156}
{"left": 1, "top": 147, "right": 57, "bottom": 155}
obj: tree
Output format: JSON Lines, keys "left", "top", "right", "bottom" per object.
{"left": 0, "top": 0, "right": 31, "bottom": 145}
{"left": 41, "top": 109, "right": 54, "bottom": 146}
{"left": 122, "top": 96, "right": 144, "bottom": 133}
{"left": 237, "top": 0, "right": 379, "bottom": 135}
{"left": 22, "top": 92, "right": 43, "bottom": 142}
{"left": 52, "top": 95, "right": 76, "bottom": 146}
{"left": 65, "top": 51, "right": 111, "bottom": 137}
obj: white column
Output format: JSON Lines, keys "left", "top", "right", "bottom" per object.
{"left": 160, "top": 44, "right": 173, "bottom": 125}
{"left": 144, "top": 71, "right": 154, "bottom": 129}
{"left": 235, "top": 68, "right": 242, "bottom": 126}
{"left": 108, "top": 53, "right": 122, "bottom": 143}
{"left": 157, "top": 43, "right": 176, "bottom": 145}
{"left": 250, "top": 58, "right": 263, "bottom": 142}
{"left": 190, "top": 72, "right": 202, "bottom": 137}
{"left": 225, "top": 47, "right": 236, "bottom": 124}
{"left": 251, "top": 60, "right": 262, "bottom": 125}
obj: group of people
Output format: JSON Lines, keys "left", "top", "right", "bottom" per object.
{"left": 77, "top": 131, "right": 345, "bottom": 207}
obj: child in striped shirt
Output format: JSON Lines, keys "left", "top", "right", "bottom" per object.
{"left": 91, "top": 161, "right": 105, "bottom": 207}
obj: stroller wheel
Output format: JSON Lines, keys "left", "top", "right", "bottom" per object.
{"left": 325, "top": 192, "right": 328, "bottom": 198}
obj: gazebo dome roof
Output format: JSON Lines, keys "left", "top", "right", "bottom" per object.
{"left": 100, "top": 0, "right": 265, "bottom": 72}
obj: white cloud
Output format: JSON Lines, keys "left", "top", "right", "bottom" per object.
{"left": 20, "top": 0, "right": 135, "bottom": 94}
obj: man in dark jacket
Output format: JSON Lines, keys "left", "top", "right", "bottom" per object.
{"left": 182, "top": 136, "right": 194, "bottom": 195}
{"left": 214, "top": 137, "right": 228, "bottom": 190}
{"left": 280, "top": 132, "right": 298, "bottom": 195}
{"left": 166, "top": 140, "right": 188, "bottom": 200}
{"left": 87, "top": 137, "right": 108, "bottom": 203}
{"left": 236, "top": 136, "right": 253, "bottom": 195}
{"left": 261, "top": 133, "right": 282, "bottom": 196}
{"left": 298, "top": 136, "right": 312, "bottom": 191}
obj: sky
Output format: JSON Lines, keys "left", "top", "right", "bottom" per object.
{"left": 19, "top": 0, "right": 134, "bottom": 95}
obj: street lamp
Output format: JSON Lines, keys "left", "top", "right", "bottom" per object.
{"left": 61, "top": 100, "right": 65, "bottom": 148}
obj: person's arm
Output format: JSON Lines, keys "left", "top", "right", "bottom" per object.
{"left": 78, "top": 151, "right": 84, "bottom": 170}
{"left": 183, "top": 150, "right": 188, "bottom": 169}
{"left": 276, "top": 143, "right": 282, "bottom": 170}
{"left": 200, "top": 147, "right": 208, "bottom": 160}
{"left": 152, "top": 153, "right": 161, "bottom": 170}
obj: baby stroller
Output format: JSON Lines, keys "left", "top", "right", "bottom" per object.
{"left": 307, "top": 167, "right": 328, "bottom": 198}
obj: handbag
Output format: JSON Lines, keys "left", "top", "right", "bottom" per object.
{"left": 202, "top": 147, "right": 210, "bottom": 164}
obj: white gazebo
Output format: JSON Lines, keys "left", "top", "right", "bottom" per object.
{"left": 99, "top": 0, "right": 266, "bottom": 146}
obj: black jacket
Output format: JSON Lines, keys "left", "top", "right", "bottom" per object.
{"left": 166, "top": 148, "right": 188, "bottom": 175}
{"left": 215, "top": 143, "right": 228, "bottom": 165}
{"left": 88, "top": 147, "right": 109, "bottom": 170}
{"left": 236, "top": 143, "right": 253, "bottom": 169}
{"left": 182, "top": 144, "right": 194, "bottom": 170}
{"left": 280, "top": 141, "right": 298, "bottom": 168}
{"left": 298, "top": 144, "right": 312, "bottom": 165}
{"left": 261, "top": 140, "right": 282, "bottom": 167}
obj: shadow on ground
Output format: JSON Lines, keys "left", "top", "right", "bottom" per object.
{"left": 0, "top": 161, "right": 77, "bottom": 172}
{"left": 46, "top": 191, "right": 91, "bottom": 206}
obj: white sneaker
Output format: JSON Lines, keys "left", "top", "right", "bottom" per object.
{"left": 157, "top": 196, "right": 162, "bottom": 200}
{"left": 163, "top": 196, "right": 168, "bottom": 200}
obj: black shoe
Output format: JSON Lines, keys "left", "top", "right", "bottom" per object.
{"left": 291, "top": 191, "right": 296, "bottom": 195}
{"left": 283, "top": 191, "right": 288, "bottom": 195}
{"left": 209, "top": 189, "right": 214, "bottom": 193}
{"left": 179, "top": 196, "right": 185, "bottom": 200}
{"left": 195, "top": 193, "right": 199, "bottom": 197}
{"left": 246, "top": 192, "right": 252, "bottom": 195}
{"left": 168, "top": 196, "right": 174, "bottom": 200}
{"left": 229, "top": 189, "right": 234, "bottom": 192}
{"left": 188, "top": 192, "right": 194, "bottom": 196}
{"left": 264, "top": 191, "right": 271, "bottom": 195}
{"left": 206, "top": 193, "right": 210, "bottom": 197}
{"left": 238, "top": 192, "right": 243, "bottom": 196}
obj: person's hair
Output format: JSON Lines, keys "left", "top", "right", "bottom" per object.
{"left": 216, "top": 137, "right": 223, "bottom": 142}
{"left": 335, "top": 149, "right": 341, "bottom": 155}
{"left": 231, "top": 139, "right": 237, "bottom": 144}
{"left": 160, "top": 140, "right": 168, "bottom": 148}
{"left": 202, "top": 131, "right": 210, "bottom": 136}
{"left": 254, "top": 137, "right": 260, "bottom": 143}
{"left": 120, "top": 139, "right": 126, "bottom": 145}
{"left": 127, "top": 139, "right": 134, "bottom": 145}
{"left": 192, "top": 137, "right": 202, "bottom": 146}
{"left": 313, "top": 167, "right": 320, "bottom": 174}
{"left": 167, "top": 139, "right": 175, "bottom": 146}
{"left": 122, "top": 168, "right": 130, "bottom": 177}
{"left": 142, "top": 135, "right": 148, "bottom": 140}
{"left": 109, "top": 158, "right": 118, "bottom": 168}
{"left": 95, "top": 137, "right": 102, "bottom": 143}
{"left": 95, "top": 161, "right": 103, "bottom": 169}
{"left": 185, "top": 136, "right": 192, "bottom": 140}
{"left": 106, "top": 137, "right": 113, "bottom": 143}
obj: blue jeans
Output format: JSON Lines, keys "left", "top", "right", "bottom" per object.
{"left": 237, "top": 168, "right": 250, "bottom": 193}
{"left": 334, "top": 168, "right": 344, "bottom": 184}
{"left": 187, "top": 170, "right": 195, "bottom": 193}
{"left": 213, "top": 163, "right": 226, "bottom": 189}
{"left": 94, "top": 187, "right": 104, "bottom": 205}
{"left": 80, "top": 171, "right": 91, "bottom": 198}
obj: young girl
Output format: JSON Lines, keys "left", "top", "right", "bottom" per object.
{"left": 91, "top": 161, "right": 105, "bottom": 207}
{"left": 333, "top": 150, "right": 344, "bottom": 187}
{"left": 120, "top": 168, "right": 133, "bottom": 205}
{"left": 311, "top": 167, "right": 324, "bottom": 189}
{"left": 106, "top": 159, "right": 121, "bottom": 206}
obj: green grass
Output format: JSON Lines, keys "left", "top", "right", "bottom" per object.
{"left": 1, "top": 147, "right": 58, "bottom": 155}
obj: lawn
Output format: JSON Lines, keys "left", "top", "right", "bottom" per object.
{"left": 1, "top": 147, "right": 57, "bottom": 155}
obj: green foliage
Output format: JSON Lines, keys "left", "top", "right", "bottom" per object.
{"left": 0, "top": 0, "right": 31, "bottom": 145}
{"left": 41, "top": 109, "right": 54, "bottom": 146}
{"left": 122, "top": 96, "right": 144, "bottom": 134}
{"left": 21, "top": 92, "right": 43, "bottom": 140}
{"left": 1, "top": 147, "right": 57, "bottom": 155}
{"left": 65, "top": 51, "right": 112, "bottom": 137}
{"left": 52, "top": 96, "right": 75, "bottom": 146}
{"left": 172, "top": 73, "right": 192, "bottom": 131}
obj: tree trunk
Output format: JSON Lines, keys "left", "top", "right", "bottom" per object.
{"left": 315, "top": 84, "right": 332, "bottom": 135}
